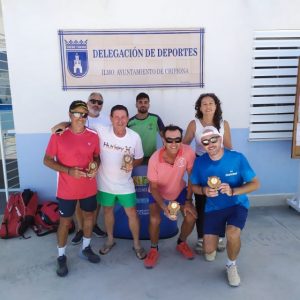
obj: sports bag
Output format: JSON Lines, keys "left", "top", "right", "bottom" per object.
{"left": 33, "top": 201, "right": 75, "bottom": 236}
{"left": 0, "top": 189, "right": 38, "bottom": 239}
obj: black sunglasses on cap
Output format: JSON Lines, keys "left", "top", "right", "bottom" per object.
{"left": 201, "top": 136, "right": 220, "bottom": 146}
{"left": 89, "top": 99, "right": 103, "bottom": 105}
{"left": 70, "top": 112, "right": 88, "bottom": 119}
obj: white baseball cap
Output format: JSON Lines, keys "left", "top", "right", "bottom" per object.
{"left": 200, "top": 126, "right": 222, "bottom": 140}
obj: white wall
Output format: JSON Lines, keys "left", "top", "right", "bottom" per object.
{"left": 2, "top": 0, "right": 300, "bottom": 134}
{"left": 2, "top": 0, "right": 300, "bottom": 199}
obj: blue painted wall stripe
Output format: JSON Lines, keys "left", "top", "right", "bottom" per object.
{"left": 16, "top": 129, "right": 299, "bottom": 200}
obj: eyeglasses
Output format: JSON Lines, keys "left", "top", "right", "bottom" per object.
{"left": 201, "top": 136, "right": 220, "bottom": 146}
{"left": 70, "top": 112, "right": 88, "bottom": 119}
{"left": 89, "top": 99, "right": 103, "bottom": 105}
{"left": 165, "top": 137, "right": 182, "bottom": 144}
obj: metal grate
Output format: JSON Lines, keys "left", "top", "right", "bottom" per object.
{"left": 249, "top": 30, "right": 300, "bottom": 141}
{"left": 0, "top": 50, "right": 20, "bottom": 201}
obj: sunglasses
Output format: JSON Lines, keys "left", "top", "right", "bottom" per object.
{"left": 201, "top": 136, "right": 220, "bottom": 146}
{"left": 70, "top": 112, "right": 88, "bottom": 119}
{"left": 165, "top": 137, "right": 182, "bottom": 144}
{"left": 89, "top": 99, "right": 103, "bottom": 105}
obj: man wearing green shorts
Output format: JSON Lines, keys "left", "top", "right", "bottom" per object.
{"left": 93, "top": 105, "right": 147, "bottom": 260}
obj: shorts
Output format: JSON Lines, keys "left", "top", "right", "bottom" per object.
{"left": 97, "top": 191, "right": 136, "bottom": 208}
{"left": 148, "top": 188, "right": 187, "bottom": 205}
{"left": 204, "top": 205, "right": 248, "bottom": 237}
{"left": 57, "top": 195, "right": 97, "bottom": 218}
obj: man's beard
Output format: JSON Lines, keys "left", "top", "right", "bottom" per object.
{"left": 89, "top": 107, "right": 100, "bottom": 117}
{"left": 138, "top": 107, "right": 148, "bottom": 114}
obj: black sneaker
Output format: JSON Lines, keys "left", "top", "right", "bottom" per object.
{"left": 71, "top": 230, "right": 83, "bottom": 245}
{"left": 93, "top": 224, "right": 107, "bottom": 238}
{"left": 56, "top": 255, "right": 68, "bottom": 277}
{"left": 79, "top": 245, "right": 101, "bottom": 263}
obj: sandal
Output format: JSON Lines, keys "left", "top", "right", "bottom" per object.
{"left": 133, "top": 246, "right": 147, "bottom": 260}
{"left": 99, "top": 242, "right": 116, "bottom": 255}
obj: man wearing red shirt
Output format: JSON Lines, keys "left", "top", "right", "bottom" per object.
{"left": 144, "top": 125, "right": 197, "bottom": 269}
{"left": 44, "top": 100, "right": 100, "bottom": 277}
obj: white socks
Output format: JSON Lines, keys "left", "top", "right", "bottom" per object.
{"left": 82, "top": 237, "right": 91, "bottom": 249}
{"left": 57, "top": 245, "right": 66, "bottom": 257}
{"left": 57, "top": 237, "right": 91, "bottom": 257}
{"left": 226, "top": 259, "right": 236, "bottom": 267}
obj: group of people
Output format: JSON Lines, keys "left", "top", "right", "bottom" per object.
{"left": 44, "top": 92, "right": 259, "bottom": 287}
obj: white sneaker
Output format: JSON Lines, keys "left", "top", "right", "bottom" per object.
{"left": 226, "top": 264, "right": 240, "bottom": 287}
{"left": 217, "top": 238, "right": 226, "bottom": 252}
{"left": 204, "top": 250, "right": 216, "bottom": 261}
{"left": 195, "top": 238, "right": 203, "bottom": 254}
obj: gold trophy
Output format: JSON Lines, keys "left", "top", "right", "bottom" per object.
{"left": 167, "top": 201, "right": 180, "bottom": 220}
{"left": 86, "top": 161, "right": 98, "bottom": 177}
{"left": 121, "top": 152, "right": 134, "bottom": 172}
{"left": 207, "top": 176, "right": 222, "bottom": 190}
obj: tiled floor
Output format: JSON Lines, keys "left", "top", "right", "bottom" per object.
{"left": 1, "top": 205, "right": 300, "bottom": 300}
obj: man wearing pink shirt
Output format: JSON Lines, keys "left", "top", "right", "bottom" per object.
{"left": 144, "top": 125, "right": 197, "bottom": 269}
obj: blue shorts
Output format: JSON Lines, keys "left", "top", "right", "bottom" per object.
{"left": 148, "top": 188, "right": 187, "bottom": 205}
{"left": 204, "top": 205, "right": 248, "bottom": 237}
{"left": 57, "top": 195, "right": 97, "bottom": 218}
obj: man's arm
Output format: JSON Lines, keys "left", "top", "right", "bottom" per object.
{"left": 43, "top": 154, "right": 69, "bottom": 174}
{"left": 149, "top": 181, "right": 170, "bottom": 217}
{"left": 51, "top": 122, "right": 70, "bottom": 134}
{"left": 232, "top": 177, "right": 260, "bottom": 196}
{"left": 132, "top": 133, "right": 144, "bottom": 168}
{"left": 43, "top": 154, "right": 87, "bottom": 179}
{"left": 133, "top": 157, "right": 143, "bottom": 168}
{"left": 157, "top": 115, "right": 165, "bottom": 138}
{"left": 191, "top": 183, "right": 218, "bottom": 198}
{"left": 183, "top": 172, "right": 197, "bottom": 219}
{"left": 191, "top": 183, "right": 203, "bottom": 195}
{"left": 218, "top": 177, "right": 260, "bottom": 197}
{"left": 186, "top": 171, "right": 194, "bottom": 201}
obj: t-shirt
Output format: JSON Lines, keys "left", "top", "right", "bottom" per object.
{"left": 147, "top": 144, "right": 195, "bottom": 200}
{"left": 45, "top": 127, "right": 100, "bottom": 200}
{"left": 92, "top": 125, "right": 144, "bottom": 194}
{"left": 190, "top": 149, "right": 256, "bottom": 212}
{"left": 87, "top": 113, "right": 111, "bottom": 128}
{"left": 127, "top": 113, "right": 164, "bottom": 157}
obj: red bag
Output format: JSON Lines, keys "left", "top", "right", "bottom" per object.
{"left": 0, "top": 190, "right": 38, "bottom": 239}
{"left": 33, "top": 201, "right": 75, "bottom": 236}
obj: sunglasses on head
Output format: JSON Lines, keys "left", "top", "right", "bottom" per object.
{"left": 89, "top": 99, "right": 103, "bottom": 105}
{"left": 70, "top": 111, "right": 88, "bottom": 119}
{"left": 201, "top": 136, "right": 220, "bottom": 146}
{"left": 165, "top": 137, "right": 182, "bottom": 144}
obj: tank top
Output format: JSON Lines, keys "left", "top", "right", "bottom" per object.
{"left": 194, "top": 118, "right": 225, "bottom": 156}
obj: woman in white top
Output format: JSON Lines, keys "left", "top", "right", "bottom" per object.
{"left": 183, "top": 93, "right": 232, "bottom": 255}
